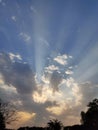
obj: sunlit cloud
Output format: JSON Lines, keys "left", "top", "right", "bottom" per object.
{"left": 45, "top": 65, "right": 59, "bottom": 72}
{"left": 46, "top": 105, "right": 65, "bottom": 115}
{"left": 11, "top": 111, "right": 36, "bottom": 129}
{"left": 18, "top": 111, "right": 36, "bottom": 122}
{"left": 59, "top": 77, "right": 82, "bottom": 106}
{"left": 54, "top": 54, "right": 68, "bottom": 65}
{"left": 41, "top": 75, "right": 50, "bottom": 84}
{"left": 32, "top": 84, "right": 62, "bottom": 104}
{"left": 9, "top": 53, "right": 22, "bottom": 61}
{"left": 64, "top": 115, "right": 80, "bottom": 126}
{"left": 0, "top": 84, "right": 17, "bottom": 94}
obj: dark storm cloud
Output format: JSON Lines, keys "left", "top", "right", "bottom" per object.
{"left": 0, "top": 52, "right": 35, "bottom": 94}
{"left": 0, "top": 52, "right": 36, "bottom": 113}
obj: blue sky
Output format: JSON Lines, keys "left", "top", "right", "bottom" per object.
{"left": 0, "top": 0, "right": 98, "bottom": 129}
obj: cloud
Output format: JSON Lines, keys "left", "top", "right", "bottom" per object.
{"left": 9, "top": 53, "right": 22, "bottom": 61}
{"left": 0, "top": 52, "right": 98, "bottom": 128}
{"left": 39, "top": 37, "right": 49, "bottom": 47}
{"left": 69, "top": 66, "right": 73, "bottom": 69}
{"left": 0, "top": 52, "right": 36, "bottom": 109}
{"left": 10, "top": 111, "right": 36, "bottom": 129}
{"left": 11, "top": 16, "right": 16, "bottom": 22}
{"left": 65, "top": 70, "right": 73, "bottom": 75}
{"left": 79, "top": 82, "right": 98, "bottom": 106}
{"left": 32, "top": 84, "right": 62, "bottom": 104}
{"left": 0, "top": 53, "right": 35, "bottom": 94}
{"left": 59, "top": 77, "right": 82, "bottom": 106}
{"left": 41, "top": 75, "right": 50, "bottom": 84}
{"left": 38, "top": 71, "right": 63, "bottom": 92}
{"left": 0, "top": 52, "right": 81, "bottom": 128}
{"left": 50, "top": 71, "right": 62, "bottom": 92}
{"left": 0, "top": 52, "right": 53, "bottom": 127}
{"left": 54, "top": 54, "right": 68, "bottom": 65}
{"left": 69, "top": 55, "right": 73, "bottom": 59}
{"left": 46, "top": 101, "right": 66, "bottom": 115}
{"left": 30, "top": 6, "right": 37, "bottom": 14}
{"left": 45, "top": 65, "right": 59, "bottom": 72}
{"left": 31, "top": 79, "right": 98, "bottom": 126}
{"left": 19, "top": 32, "right": 31, "bottom": 43}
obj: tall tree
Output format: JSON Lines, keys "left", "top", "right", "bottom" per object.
{"left": 81, "top": 98, "right": 98, "bottom": 130}
{"left": 47, "top": 119, "right": 63, "bottom": 130}
{"left": 0, "top": 99, "right": 17, "bottom": 129}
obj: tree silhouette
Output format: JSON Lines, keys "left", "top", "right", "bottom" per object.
{"left": 47, "top": 119, "right": 63, "bottom": 130}
{"left": 0, "top": 99, "right": 17, "bottom": 129}
{"left": 81, "top": 98, "right": 98, "bottom": 130}
{"left": 0, "top": 111, "right": 5, "bottom": 130}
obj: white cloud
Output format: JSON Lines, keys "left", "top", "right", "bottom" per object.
{"left": 0, "top": 74, "right": 17, "bottom": 94}
{"left": 65, "top": 70, "right": 73, "bottom": 75}
{"left": 54, "top": 54, "right": 68, "bottom": 65}
{"left": 45, "top": 65, "right": 59, "bottom": 72}
{"left": 19, "top": 32, "right": 31, "bottom": 43}
{"left": 59, "top": 77, "right": 82, "bottom": 106}
{"left": 9, "top": 53, "right": 22, "bottom": 61}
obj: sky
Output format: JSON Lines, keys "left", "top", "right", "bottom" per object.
{"left": 0, "top": 0, "right": 98, "bottom": 129}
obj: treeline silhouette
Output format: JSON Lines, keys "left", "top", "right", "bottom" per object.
{"left": 0, "top": 98, "right": 98, "bottom": 130}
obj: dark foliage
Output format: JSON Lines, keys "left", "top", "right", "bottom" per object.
{"left": 81, "top": 98, "right": 98, "bottom": 130}
{"left": 47, "top": 119, "right": 63, "bottom": 130}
